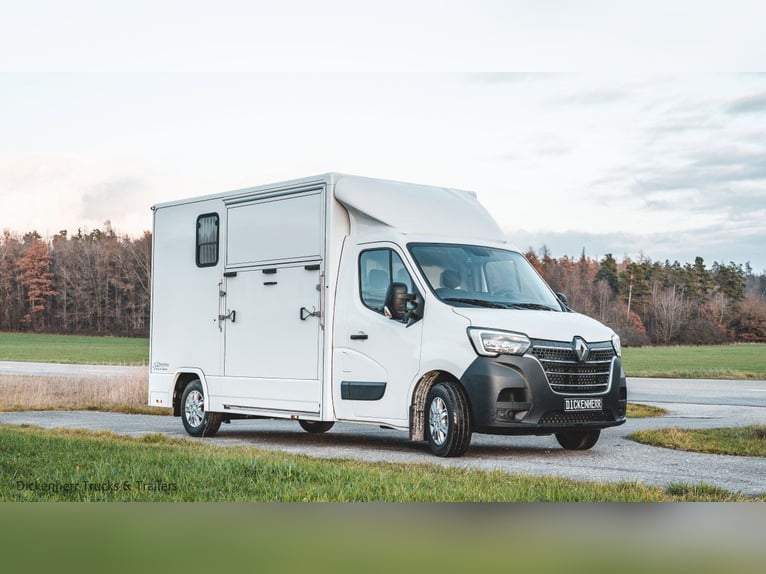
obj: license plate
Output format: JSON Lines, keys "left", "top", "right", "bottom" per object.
{"left": 564, "top": 398, "right": 603, "bottom": 412}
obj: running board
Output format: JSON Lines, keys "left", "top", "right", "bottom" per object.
{"left": 222, "top": 404, "right": 320, "bottom": 418}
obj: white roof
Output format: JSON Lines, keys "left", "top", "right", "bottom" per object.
{"left": 152, "top": 172, "right": 509, "bottom": 244}
{"left": 331, "top": 174, "right": 506, "bottom": 242}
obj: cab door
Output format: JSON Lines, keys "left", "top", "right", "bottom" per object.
{"left": 332, "top": 243, "right": 423, "bottom": 425}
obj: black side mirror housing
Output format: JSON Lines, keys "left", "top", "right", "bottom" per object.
{"left": 556, "top": 292, "right": 570, "bottom": 310}
{"left": 383, "top": 283, "right": 424, "bottom": 322}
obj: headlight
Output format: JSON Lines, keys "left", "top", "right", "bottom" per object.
{"left": 612, "top": 333, "right": 622, "bottom": 357}
{"left": 468, "top": 328, "right": 531, "bottom": 357}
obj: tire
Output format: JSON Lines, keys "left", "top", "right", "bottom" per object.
{"left": 298, "top": 420, "right": 334, "bottom": 434}
{"left": 425, "top": 381, "right": 472, "bottom": 457}
{"left": 555, "top": 429, "right": 600, "bottom": 450}
{"left": 180, "top": 380, "right": 222, "bottom": 437}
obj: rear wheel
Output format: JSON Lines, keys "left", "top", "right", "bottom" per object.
{"left": 180, "top": 380, "right": 222, "bottom": 437}
{"left": 298, "top": 420, "right": 334, "bottom": 434}
{"left": 555, "top": 429, "right": 600, "bottom": 450}
{"left": 425, "top": 381, "right": 472, "bottom": 457}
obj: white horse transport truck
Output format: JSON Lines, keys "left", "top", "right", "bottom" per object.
{"left": 149, "top": 173, "right": 627, "bottom": 456}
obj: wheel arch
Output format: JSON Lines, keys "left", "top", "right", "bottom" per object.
{"left": 409, "top": 370, "right": 472, "bottom": 441}
{"left": 172, "top": 369, "right": 210, "bottom": 417}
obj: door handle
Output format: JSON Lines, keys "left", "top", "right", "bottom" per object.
{"left": 350, "top": 333, "right": 368, "bottom": 340}
{"left": 219, "top": 310, "right": 236, "bottom": 323}
{"left": 300, "top": 307, "right": 320, "bottom": 321}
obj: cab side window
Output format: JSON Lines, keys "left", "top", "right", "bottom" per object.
{"left": 359, "top": 249, "right": 413, "bottom": 314}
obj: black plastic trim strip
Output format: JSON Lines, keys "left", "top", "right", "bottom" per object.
{"left": 340, "top": 381, "right": 386, "bottom": 401}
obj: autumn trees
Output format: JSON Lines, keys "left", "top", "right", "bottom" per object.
{"left": 0, "top": 226, "right": 151, "bottom": 336}
{"left": 0, "top": 226, "right": 763, "bottom": 346}
{"left": 526, "top": 247, "right": 766, "bottom": 346}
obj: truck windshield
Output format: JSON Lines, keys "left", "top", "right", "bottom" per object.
{"left": 408, "top": 243, "right": 562, "bottom": 311}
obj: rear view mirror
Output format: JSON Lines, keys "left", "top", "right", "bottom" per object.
{"left": 556, "top": 292, "right": 570, "bottom": 310}
{"left": 384, "top": 282, "right": 413, "bottom": 322}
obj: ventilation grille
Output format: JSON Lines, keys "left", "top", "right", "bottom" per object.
{"left": 529, "top": 339, "right": 615, "bottom": 395}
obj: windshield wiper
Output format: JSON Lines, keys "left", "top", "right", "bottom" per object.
{"left": 442, "top": 297, "right": 509, "bottom": 309}
{"left": 508, "top": 302, "right": 560, "bottom": 311}
{"left": 442, "top": 297, "right": 559, "bottom": 311}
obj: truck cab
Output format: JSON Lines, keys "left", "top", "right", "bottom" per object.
{"left": 332, "top": 232, "right": 626, "bottom": 456}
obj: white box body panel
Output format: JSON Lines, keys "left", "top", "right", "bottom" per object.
{"left": 150, "top": 198, "right": 224, "bottom": 381}
{"left": 149, "top": 176, "right": 334, "bottom": 416}
{"left": 226, "top": 191, "right": 323, "bottom": 267}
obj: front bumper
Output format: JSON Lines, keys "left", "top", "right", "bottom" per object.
{"left": 459, "top": 354, "right": 627, "bottom": 435}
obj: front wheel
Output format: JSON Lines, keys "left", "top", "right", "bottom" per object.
{"left": 425, "top": 381, "right": 472, "bottom": 457}
{"left": 180, "top": 380, "right": 222, "bottom": 437}
{"left": 298, "top": 420, "right": 334, "bottom": 434}
{"left": 555, "top": 429, "right": 600, "bottom": 450}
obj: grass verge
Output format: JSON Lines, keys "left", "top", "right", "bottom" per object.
{"left": 0, "top": 332, "right": 148, "bottom": 365}
{"left": 0, "top": 373, "right": 167, "bottom": 415}
{"left": 630, "top": 426, "right": 766, "bottom": 457}
{"left": 622, "top": 344, "right": 766, "bottom": 379}
{"left": 627, "top": 403, "right": 668, "bottom": 418}
{"left": 1, "top": 425, "right": 762, "bottom": 502}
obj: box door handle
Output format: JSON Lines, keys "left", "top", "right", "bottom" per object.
{"left": 300, "top": 307, "right": 320, "bottom": 321}
{"left": 350, "top": 332, "right": 368, "bottom": 340}
{"left": 219, "top": 309, "right": 236, "bottom": 323}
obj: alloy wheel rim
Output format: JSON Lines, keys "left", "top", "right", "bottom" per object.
{"left": 429, "top": 396, "right": 449, "bottom": 446}
{"left": 185, "top": 390, "right": 205, "bottom": 428}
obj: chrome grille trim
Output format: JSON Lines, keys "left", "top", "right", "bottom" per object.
{"left": 528, "top": 339, "right": 616, "bottom": 395}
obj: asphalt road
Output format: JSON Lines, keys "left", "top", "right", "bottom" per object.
{"left": 0, "top": 360, "right": 143, "bottom": 378}
{"left": 1, "top": 369, "right": 764, "bottom": 495}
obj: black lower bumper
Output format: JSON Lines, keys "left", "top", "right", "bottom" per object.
{"left": 459, "top": 355, "right": 627, "bottom": 436}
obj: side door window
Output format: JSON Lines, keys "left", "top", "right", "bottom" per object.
{"left": 359, "top": 248, "right": 414, "bottom": 315}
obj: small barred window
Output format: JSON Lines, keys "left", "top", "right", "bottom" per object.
{"left": 196, "top": 213, "right": 219, "bottom": 267}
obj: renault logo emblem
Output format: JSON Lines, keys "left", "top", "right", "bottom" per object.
{"left": 573, "top": 337, "right": 590, "bottom": 362}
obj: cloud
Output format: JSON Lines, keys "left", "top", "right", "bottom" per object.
{"left": 81, "top": 176, "right": 149, "bottom": 221}
{"left": 646, "top": 113, "right": 722, "bottom": 136}
{"left": 467, "top": 73, "right": 553, "bottom": 84}
{"left": 726, "top": 92, "right": 766, "bottom": 114}
{"left": 0, "top": 155, "right": 153, "bottom": 237}
{"left": 552, "top": 88, "right": 630, "bottom": 106}
{"left": 582, "top": 83, "right": 766, "bottom": 235}
{"left": 625, "top": 145, "right": 766, "bottom": 217}
{"left": 508, "top": 224, "right": 766, "bottom": 272}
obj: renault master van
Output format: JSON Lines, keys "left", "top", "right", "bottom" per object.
{"left": 149, "top": 174, "right": 627, "bottom": 456}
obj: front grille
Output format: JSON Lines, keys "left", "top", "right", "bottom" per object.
{"left": 529, "top": 339, "right": 615, "bottom": 395}
{"left": 538, "top": 410, "right": 615, "bottom": 424}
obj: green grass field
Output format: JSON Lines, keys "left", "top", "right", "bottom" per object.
{"left": 621, "top": 344, "right": 766, "bottom": 379}
{"left": 630, "top": 426, "right": 766, "bottom": 457}
{"left": 1, "top": 333, "right": 764, "bottom": 379}
{"left": 0, "top": 332, "right": 148, "bottom": 365}
{"left": 1, "top": 425, "right": 760, "bottom": 502}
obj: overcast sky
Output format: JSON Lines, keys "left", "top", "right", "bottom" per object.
{"left": 1, "top": 2, "right": 765, "bottom": 271}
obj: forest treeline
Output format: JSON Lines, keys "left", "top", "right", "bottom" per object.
{"left": 0, "top": 224, "right": 764, "bottom": 345}
{"left": 526, "top": 247, "right": 766, "bottom": 346}
{"left": 0, "top": 225, "right": 150, "bottom": 337}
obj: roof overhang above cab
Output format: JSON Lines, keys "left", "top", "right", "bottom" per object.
{"left": 332, "top": 174, "right": 507, "bottom": 243}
